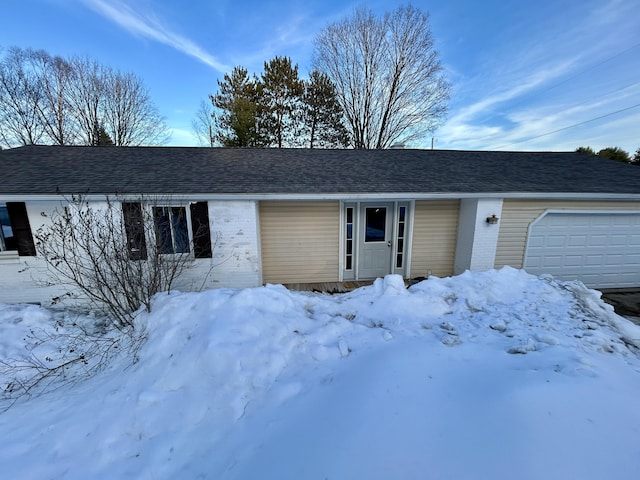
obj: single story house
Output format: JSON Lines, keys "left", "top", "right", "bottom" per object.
{"left": 1, "top": 145, "right": 640, "bottom": 306}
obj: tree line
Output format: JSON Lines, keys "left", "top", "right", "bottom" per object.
{"left": 195, "top": 5, "right": 450, "bottom": 149}
{"left": 193, "top": 58, "right": 349, "bottom": 148}
{"left": 1, "top": 5, "right": 450, "bottom": 150}
{"left": 0, "top": 46, "right": 170, "bottom": 148}
{"left": 576, "top": 146, "right": 640, "bottom": 164}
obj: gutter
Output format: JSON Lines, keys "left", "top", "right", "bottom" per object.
{"left": 2, "top": 192, "right": 640, "bottom": 202}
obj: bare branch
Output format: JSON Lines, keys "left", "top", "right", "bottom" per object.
{"left": 0, "top": 47, "right": 171, "bottom": 147}
{"left": 0, "top": 47, "right": 46, "bottom": 147}
{"left": 34, "top": 195, "right": 203, "bottom": 329}
{"left": 192, "top": 99, "right": 215, "bottom": 147}
{"left": 313, "top": 5, "right": 450, "bottom": 149}
{"left": 101, "top": 70, "right": 171, "bottom": 146}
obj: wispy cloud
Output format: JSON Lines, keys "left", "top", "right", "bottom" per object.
{"left": 226, "top": 13, "right": 326, "bottom": 74}
{"left": 439, "top": 0, "right": 640, "bottom": 153}
{"left": 82, "top": 0, "right": 230, "bottom": 72}
{"left": 449, "top": 59, "right": 578, "bottom": 126}
{"left": 436, "top": 62, "right": 577, "bottom": 150}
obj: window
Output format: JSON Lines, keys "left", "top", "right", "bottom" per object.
{"left": 0, "top": 202, "right": 35, "bottom": 256}
{"left": 0, "top": 205, "right": 14, "bottom": 251}
{"left": 345, "top": 207, "right": 354, "bottom": 270}
{"left": 396, "top": 206, "right": 406, "bottom": 268}
{"left": 153, "top": 206, "right": 190, "bottom": 254}
{"left": 365, "top": 207, "right": 386, "bottom": 242}
{"left": 122, "top": 201, "right": 212, "bottom": 260}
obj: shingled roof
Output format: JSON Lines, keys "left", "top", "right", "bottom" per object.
{"left": 1, "top": 145, "right": 640, "bottom": 197}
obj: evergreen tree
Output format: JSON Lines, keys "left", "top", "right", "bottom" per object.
{"left": 575, "top": 146, "right": 595, "bottom": 155}
{"left": 302, "top": 71, "right": 349, "bottom": 148}
{"left": 632, "top": 147, "right": 640, "bottom": 164}
{"left": 260, "top": 56, "right": 304, "bottom": 148}
{"left": 211, "top": 66, "right": 265, "bottom": 147}
{"left": 597, "top": 147, "right": 630, "bottom": 163}
{"left": 91, "top": 120, "right": 113, "bottom": 146}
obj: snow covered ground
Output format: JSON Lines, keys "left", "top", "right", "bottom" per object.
{"left": 1, "top": 267, "right": 640, "bottom": 479}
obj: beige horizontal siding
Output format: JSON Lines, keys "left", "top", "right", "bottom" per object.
{"left": 410, "top": 200, "right": 459, "bottom": 278}
{"left": 260, "top": 201, "right": 339, "bottom": 284}
{"left": 495, "top": 200, "right": 640, "bottom": 269}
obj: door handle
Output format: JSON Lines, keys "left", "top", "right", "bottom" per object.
{"left": 387, "top": 240, "right": 391, "bottom": 247}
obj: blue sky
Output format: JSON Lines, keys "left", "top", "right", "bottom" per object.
{"left": 2, "top": 0, "right": 639, "bottom": 153}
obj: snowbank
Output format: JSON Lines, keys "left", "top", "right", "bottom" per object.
{"left": 0, "top": 267, "right": 639, "bottom": 479}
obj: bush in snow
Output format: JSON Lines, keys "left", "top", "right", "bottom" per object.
{"left": 0, "top": 306, "right": 143, "bottom": 411}
{"left": 34, "top": 195, "right": 211, "bottom": 330}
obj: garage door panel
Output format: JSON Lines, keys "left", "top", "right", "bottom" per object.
{"left": 605, "top": 254, "right": 624, "bottom": 264}
{"left": 564, "top": 255, "right": 583, "bottom": 266}
{"left": 527, "top": 236, "right": 545, "bottom": 248}
{"left": 590, "top": 217, "right": 613, "bottom": 227}
{"left": 585, "top": 254, "right": 604, "bottom": 265}
{"left": 524, "top": 212, "right": 640, "bottom": 288}
{"left": 567, "top": 235, "right": 587, "bottom": 247}
{"left": 610, "top": 235, "right": 628, "bottom": 246}
{"left": 542, "top": 255, "right": 564, "bottom": 268}
{"left": 547, "top": 235, "right": 567, "bottom": 247}
{"left": 568, "top": 217, "right": 590, "bottom": 227}
{"left": 588, "top": 235, "right": 608, "bottom": 247}
{"left": 625, "top": 253, "right": 640, "bottom": 264}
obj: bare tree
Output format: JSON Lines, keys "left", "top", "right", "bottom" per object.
{"left": 29, "top": 50, "right": 79, "bottom": 145}
{"left": 0, "top": 46, "right": 170, "bottom": 148}
{"left": 192, "top": 99, "right": 215, "bottom": 147}
{"left": 0, "top": 47, "right": 46, "bottom": 147}
{"left": 313, "top": 5, "right": 450, "bottom": 149}
{"left": 101, "top": 70, "right": 170, "bottom": 146}
{"left": 67, "top": 56, "right": 106, "bottom": 146}
{"left": 34, "top": 196, "right": 200, "bottom": 330}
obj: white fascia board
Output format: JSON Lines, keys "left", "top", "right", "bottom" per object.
{"left": 3, "top": 192, "right": 640, "bottom": 202}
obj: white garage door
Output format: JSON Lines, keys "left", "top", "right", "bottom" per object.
{"left": 524, "top": 212, "right": 640, "bottom": 288}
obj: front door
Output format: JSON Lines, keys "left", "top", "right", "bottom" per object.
{"left": 358, "top": 203, "right": 393, "bottom": 279}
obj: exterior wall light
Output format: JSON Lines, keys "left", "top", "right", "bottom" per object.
{"left": 486, "top": 214, "right": 499, "bottom": 224}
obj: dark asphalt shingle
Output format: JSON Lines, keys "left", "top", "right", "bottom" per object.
{"left": 1, "top": 145, "right": 640, "bottom": 196}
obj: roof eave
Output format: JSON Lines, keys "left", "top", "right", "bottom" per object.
{"left": 2, "top": 192, "right": 640, "bottom": 202}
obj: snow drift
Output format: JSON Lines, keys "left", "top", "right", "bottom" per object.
{"left": 1, "top": 267, "right": 639, "bottom": 479}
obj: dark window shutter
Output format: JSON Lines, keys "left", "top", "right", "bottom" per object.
{"left": 190, "top": 202, "right": 212, "bottom": 259}
{"left": 6, "top": 202, "right": 36, "bottom": 256}
{"left": 122, "top": 202, "right": 147, "bottom": 260}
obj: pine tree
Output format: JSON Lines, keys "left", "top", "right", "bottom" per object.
{"left": 302, "top": 71, "right": 349, "bottom": 148}
{"left": 211, "top": 66, "right": 265, "bottom": 147}
{"left": 576, "top": 146, "right": 595, "bottom": 155}
{"left": 260, "top": 56, "right": 304, "bottom": 148}
{"left": 91, "top": 120, "right": 114, "bottom": 146}
{"left": 597, "top": 147, "right": 630, "bottom": 163}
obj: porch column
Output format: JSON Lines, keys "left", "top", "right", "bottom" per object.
{"left": 454, "top": 198, "right": 503, "bottom": 274}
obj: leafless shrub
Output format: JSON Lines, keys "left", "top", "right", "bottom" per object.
{"left": 0, "top": 311, "right": 145, "bottom": 411}
{"left": 34, "top": 195, "right": 205, "bottom": 330}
